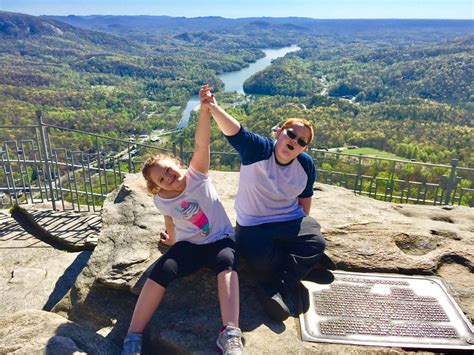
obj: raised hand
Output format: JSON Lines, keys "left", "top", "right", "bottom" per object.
{"left": 199, "top": 84, "right": 240, "bottom": 136}
{"left": 199, "top": 84, "right": 213, "bottom": 103}
{"left": 199, "top": 84, "right": 217, "bottom": 109}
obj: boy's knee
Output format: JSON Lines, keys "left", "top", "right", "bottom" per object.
{"left": 248, "top": 258, "right": 277, "bottom": 280}
{"left": 315, "top": 237, "right": 326, "bottom": 252}
{"left": 306, "top": 233, "right": 326, "bottom": 254}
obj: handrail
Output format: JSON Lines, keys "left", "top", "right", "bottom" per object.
{"left": 1, "top": 117, "right": 473, "bottom": 211}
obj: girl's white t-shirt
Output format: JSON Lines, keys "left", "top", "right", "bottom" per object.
{"left": 153, "top": 166, "right": 234, "bottom": 245}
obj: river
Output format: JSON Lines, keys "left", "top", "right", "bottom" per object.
{"left": 177, "top": 45, "right": 300, "bottom": 129}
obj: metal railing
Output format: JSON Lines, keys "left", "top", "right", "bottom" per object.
{"left": 1, "top": 111, "right": 171, "bottom": 212}
{"left": 310, "top": 150, "right": 473, "bottom": 207}
{"left": 1, "top": 112, "right": 473, "bottom": 211}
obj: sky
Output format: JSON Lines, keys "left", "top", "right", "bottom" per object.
{"left": 1, "top": 0, "right": 473, "bottom": 19}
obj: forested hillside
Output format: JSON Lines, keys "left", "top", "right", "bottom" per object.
{"left": 1, "top": 12, "right": 472, "bottom": 165}
{"left": 0, "top": 12, "right": 268, "bottom": 138}
{"left": 245, "top": 36, "right": 473, "bottom": 109}
{"left": 237, "top": 32, "right": 473, "bottom": 165}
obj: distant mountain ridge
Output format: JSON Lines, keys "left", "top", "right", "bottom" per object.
{"left": 3, "top": 11, "right": 472, "bottom": 44}
{"left": 0, "top": 11, "right": 77, "bottom": 38}
{"left": 0, "top": 11, "right": 144, "bottom": 53}
{"left": 44, "top": 15, "right": 474, "bottom": 36}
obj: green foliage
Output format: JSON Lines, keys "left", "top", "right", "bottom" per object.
{"left": 244, "top": 58, "right": 322, "bottom": 96}
{"left": 0, "top": 14, "right": 274, "bottom": 155}
{"left": 1, "top": 13, "right": 473, "bottom": 169}
{"left": 294, "top": 36, "right": 474, "bottom": 109}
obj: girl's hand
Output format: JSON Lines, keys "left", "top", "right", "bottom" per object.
{"left": 199, "top": 85, "right": 213, "bottom": 103}
{"left": 159, "top": 231, "right": 175, "bottom": 246}
{"left": 199, "top": 85, "right": 218, "bottom": 109}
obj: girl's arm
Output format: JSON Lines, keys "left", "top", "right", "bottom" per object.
{"left": 189, "top": 86, "right": 212, "bottom": 174}
{"left": 203, "top": 91, "right": 241, "bottom": 136}
{"left": 160, "top": 215, "right": 176, "bottom": 246}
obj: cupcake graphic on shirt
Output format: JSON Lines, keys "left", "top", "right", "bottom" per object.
{"left": 178, "top": 200, "right": 210, "bottom": 236}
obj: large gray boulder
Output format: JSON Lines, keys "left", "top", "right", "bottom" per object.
{"left": 0, "top": 309, "right": 119, "bottom": 354}
{"left": 50, "top": 171, "right": 473, "bottom": 353}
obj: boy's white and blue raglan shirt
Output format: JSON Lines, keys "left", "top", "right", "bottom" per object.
{"left": 226, "top": 126, "right": 316, "bottom": 227}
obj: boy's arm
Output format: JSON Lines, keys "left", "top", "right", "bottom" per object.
{"left": 160, "top": 215, "right": 176, "bottom": 246}
{"left": 298, "top": 155, "right": 316, "bottom": 216}
{"left": 298, "top": 197, "right": 312, "bottom": 216}
{"left": 205, "top": 94, "right": 241, "bottom": 136}
{"left": 189, "top": 89, "right": 212, "bottom": 174}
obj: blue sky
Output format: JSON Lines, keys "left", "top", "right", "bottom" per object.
{"left": 1, "top": 0, "right": 473, "bottom": 19}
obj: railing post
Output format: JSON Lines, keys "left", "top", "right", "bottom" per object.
{"left": 354, "top": 154, "right": 362, "bottom": 193}
{"left": 127, "top": 141, "right": 132, "bottom": 173}
{"left": 385, "top": 160, "right": 396, "bottom": 202}
{"left": 313, "top": 150, "right": 319, "bottom": 181}
{"left": 444, "top": 158, "right": 458, "bottom": 205}
{"left": 315, "top": 150, "right": 323, "bottom": 183}
{"left": 36, "top": 110, "right": 56, "bottom": 210}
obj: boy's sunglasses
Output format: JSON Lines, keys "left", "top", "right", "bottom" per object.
{"left": 284, "top": 129, "right": 308, "bottom": 148}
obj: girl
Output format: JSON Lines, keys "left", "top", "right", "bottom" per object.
{"left": 121, "top": 86, "right": 243, "bottom": 355}
{"left": 201, "top": 87, "right": 329, "bottom": 322}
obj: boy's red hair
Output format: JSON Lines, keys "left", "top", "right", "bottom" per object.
{"left": 281, "top": 118, "right": 314, "bottom": 145}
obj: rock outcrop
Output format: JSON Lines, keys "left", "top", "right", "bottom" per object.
{"left": 0, "top": 310, "right": 119, "bottom": 354}
{"left": 0, "top": 208, "right": 116, "bottom": 354}
{"left": 0, "top": 208, "right": 99, "bottom": 314}
{"left": 1, "top": 171, "right": 473, "bottom": 353}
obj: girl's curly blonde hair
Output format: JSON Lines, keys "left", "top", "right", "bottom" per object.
{"left": 280, "top": 118, "right": 314, "bottom": 145}
{"left": 142, "top": 154, "right": 182, "bottom": 195}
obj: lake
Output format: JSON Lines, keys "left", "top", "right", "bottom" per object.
{"left": 177, "top": 45, "right": 300, "bottom": 129}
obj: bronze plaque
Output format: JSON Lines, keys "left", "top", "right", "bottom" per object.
{"left": 299, "top": 271, "right": 474, "bottom": 350}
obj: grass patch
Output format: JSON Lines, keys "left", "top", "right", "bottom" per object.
{"left": 344, "top": 147, "right": 405, "bottom": 160}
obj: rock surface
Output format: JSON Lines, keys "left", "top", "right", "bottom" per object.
{"left": 47, "top": 171, "right": 473, "bottom": 354}
{"left": 0, "top": 309, "right": 119, "bottom": 354}
{"left": 0, "top": 208, "right": 114, "bottom": 353}
{"left": 0, "top": 208, "right": 97, "bottom": 313}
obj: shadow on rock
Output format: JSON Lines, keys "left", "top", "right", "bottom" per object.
{"left": 43, "top": 251, "right": 92, "bottom": 311}
{"left": 46, "top": 321, "right": 120, "bottom": 355}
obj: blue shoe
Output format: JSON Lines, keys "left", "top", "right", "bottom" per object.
{"left": 315, "top": 253, "right": 336, "bottom": 270}
{"left": 121, "top": 333, "right": 142, "bottom": 355}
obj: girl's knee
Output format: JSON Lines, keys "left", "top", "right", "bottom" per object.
{"left": 149, "top": 259, "right": 178, "bottom": 287}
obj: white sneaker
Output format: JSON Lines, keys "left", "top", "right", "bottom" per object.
{"left": 216, "top": 325, "right": 244, "bottom": 355}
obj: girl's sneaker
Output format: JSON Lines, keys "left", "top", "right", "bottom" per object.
{"left": 216, "top": 325, "right": 244, "bottom": 355}
{"left": 121, "top": 333, "right": 142, "bottom": 355}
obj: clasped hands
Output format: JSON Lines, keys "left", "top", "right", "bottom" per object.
{"left": 199, "top": 84, "right": 217, "bottom": 112}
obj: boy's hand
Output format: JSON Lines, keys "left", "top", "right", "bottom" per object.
{"left": 159, "top": 231, "right": 174, "bottom": 246}
{"left": 199, "top": 84, "right": 218, "bottom": 109}
{"left": 199, "top": 85, "right": 213, "bottom": 102}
